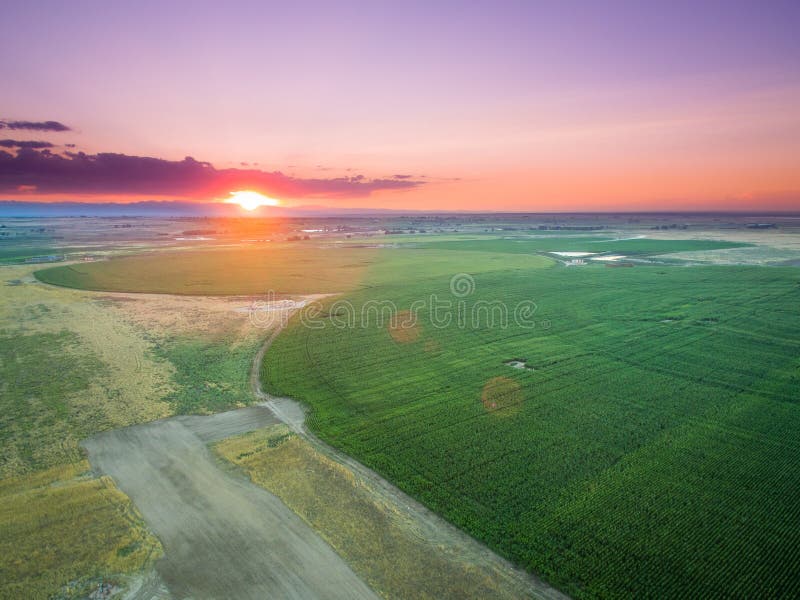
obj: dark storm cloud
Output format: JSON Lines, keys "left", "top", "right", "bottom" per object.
{"left": 0, "top": 148, "right": 424, "bottom": 199}
{"left": 0, "top": 120, "right": 71, "bottom": 132}
{"left": 0, "top": 139, "right": 55, "bottom": 149}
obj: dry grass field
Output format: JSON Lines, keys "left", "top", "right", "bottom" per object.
{"left": 0, "top": 266, "right": 173, "bottom": 477}
{"left": 0, "top": 263, "right": 278, "bottom": 598}
{"left": 0, "top": 462, "right": 161, "bottom": 599}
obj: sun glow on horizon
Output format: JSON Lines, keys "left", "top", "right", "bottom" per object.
{"left": 225, "top": 190, "right": 280, "bottom": 211}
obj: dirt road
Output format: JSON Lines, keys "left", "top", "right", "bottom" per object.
{"left": 83, "top": 407, "right": 379, "bottom": 600}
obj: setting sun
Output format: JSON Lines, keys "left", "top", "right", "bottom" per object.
{"left": 225, "top": 190, "right": 280, "bottom": 211}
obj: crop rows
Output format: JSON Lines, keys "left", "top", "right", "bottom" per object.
{"left": 263, "top": 250, "right": 800, "bottom": 597}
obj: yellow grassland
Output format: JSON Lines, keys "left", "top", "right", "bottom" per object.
{"left": 1, "top": 265, "right": 174, "bottom": 477}
{"left": 0, "top": 461, "right": 162, "bottom": 600}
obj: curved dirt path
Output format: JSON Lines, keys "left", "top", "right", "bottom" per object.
{"left": 254, "top": 313, "right": 569, "bottom": 600}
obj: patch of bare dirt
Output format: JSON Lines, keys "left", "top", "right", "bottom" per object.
{"left": 83, "top": 408, "right": 379, "bottom": 600}
{"left": 387, "top": 310, "right": 421, "bottom": 344}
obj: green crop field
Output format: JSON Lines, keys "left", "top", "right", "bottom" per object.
{"left": 34, "top": 244, "right": 380, "bottom": 295}
{"left": 262, "top": 244, "right": 800, "bottom": 598}
{"left": 17, "top": 232, "right": 800, "bottom": 596}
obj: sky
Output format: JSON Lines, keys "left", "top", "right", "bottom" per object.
{"left": 1, "top": 0, "right": 799, "bottom": 212}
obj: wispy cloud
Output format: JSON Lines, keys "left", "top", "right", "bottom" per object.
{"left": 0, "top": 148, "right": 424, "bottom": 199}
{"left": 0, "top": 139, "right": 55, "bottom": 149}
{"left": 0, "top": 120, "right": 71, "bottom": 132}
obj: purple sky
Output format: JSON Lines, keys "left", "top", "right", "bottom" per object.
{"left": 2, "top": 0, "right": 799, "bottom": 210}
